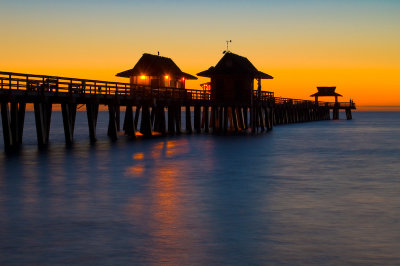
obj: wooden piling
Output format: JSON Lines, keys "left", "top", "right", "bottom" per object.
{"left": 140, "top": 105, "right": 152, "bottom": 137}
{"left": 34, "top": 102, "right": 52, "bottom": 147}
{"left": 1, "top": 102, "right": 13, "bottom": 150}
{"left": 185, "top": 105, "right": 192, "bottom": 134}
{"left": 86, "top": 103, "right": 99, "bottom": 142}
{"left": 123, "top": 105, "right": 136, "bottom": 138}
{"left": 168, "top": 104, "right": 175, "bottom": 135}
{"left": 194, "top": 105, "right": 201, "bottom": 133}
{"left": 134, "top": 105, "right": 141, "bottom": 129}
{"left": 204, "top": 106, "right": 209, "bottom": 133}
{"left": 107, "top": 104, "right": 118, "bottom": 141}
{"left": 175, "top": 105, "right": 181, "bottom": 134}
{"left": 61, "top": 103, "right": 77, "bottom": 145}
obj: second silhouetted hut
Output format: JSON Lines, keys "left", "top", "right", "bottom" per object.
{"left": 197, "top": 52, "right": 273, "bottom": 104}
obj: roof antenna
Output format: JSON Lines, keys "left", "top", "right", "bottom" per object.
{"left": 223, "top": 40, "right": 232, "bottom": 54}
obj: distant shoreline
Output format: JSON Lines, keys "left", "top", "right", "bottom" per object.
{"left": 356, "top": 106, "right": 400, "bottom": 112}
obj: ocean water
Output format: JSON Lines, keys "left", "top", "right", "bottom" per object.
{"left": 0, "top": 111, "right": 400, "bottom": 265}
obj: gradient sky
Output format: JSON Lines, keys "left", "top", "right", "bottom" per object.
{"left": 1, "top": 0, "right": 399, "bottom": 106}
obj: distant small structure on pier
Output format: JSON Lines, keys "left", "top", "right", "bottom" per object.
{"left": 197, "top": 52, "right": 273, "bottom": 104}
{"left": 311, "top": 87, "right": 342, "bottom": 103}
{"left": 311, "top": 87, "right": 353, "bottom": 120}
{"left": 116, "top": 53, "right": 197, "bottom": 89}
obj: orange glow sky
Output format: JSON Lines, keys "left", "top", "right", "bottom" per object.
{"left": 1, "top": 0, "right": 399, "bottom": 106}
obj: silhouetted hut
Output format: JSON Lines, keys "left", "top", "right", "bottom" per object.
{"left": 197, "top": 52, "right": 273, "bottom": 103}
{"left": 116, "top": 53, "right": 197, "bottom": 89}
{"left": 311, "top": 87, "right": 342, "bottom": 103}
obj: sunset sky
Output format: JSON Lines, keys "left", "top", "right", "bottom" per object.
{"left": 1, "top": 0, "right": 399, "bottom": 107}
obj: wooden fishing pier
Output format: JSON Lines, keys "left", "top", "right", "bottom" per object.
{"left": 0, "top": 70, "right": 355, "bottom": 151}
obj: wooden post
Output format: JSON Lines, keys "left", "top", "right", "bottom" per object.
{"left": 232, "top": 106, "right": 239, "bottom": 132}
{"left": 210, "top": 106, "right": 215, "bottom": 130}
{"left": 61, "top": 103, "right": 77, "bottom": 145}
{"left": 237, "top": 106, "right": 244, "bottom": 130}
{"left": 259, "top": 106, "right": 265, "bottom": 132}
{"left": 223, "top": 106, "right": 228, "bottom": 134}
{"left": 185, "top": 105, "right": 192, "bottom": 134}
{"left": 34, "top": 102, "right": 52, "bottom": 147}
{"left": 116, "top": 105, "right": 120, "bottom": 131}
{"left": 250, "top": 106, "right": 256, "bottom": 133}
{"left": 10, "top": 103, "right": 19, "bottom": 145}
{"left": 175, "top": 104, "right": 181, "bottom": 134}
{"left": 150, "top": 106, "right": 155, "bottom": 128}
{"left": 194, "top": 105, "right": 201, "bottom": 133}
{"left": 168, "top": 104, "right": 175, "bottom": 135}
{"left": 86, "top": 103, "right": 99, "bottom": 142}
{"left": 123, "top": 105, "right": 136, "bottom": 138}
{"left": 7, "top": 102, "right": 26, "bottom": 146}
{"left": 218, "top": 106, "right": 223, "bottom": 134}
{"left": 17, "top": 103, "right": 26, "bottom": 144}
{"left": 204, "top": 106, "right": 209, "bottom": 133}
{"left": 107, "top": 104, "right": 118, "bottom": 141}
{"left": 243, "top": 107, "right": 248, "bottom": 130}
{"left": 154, "top": 105, "right": 166, "bottom": 135}
{"left": 346, "top": 108, "right": 352, "bottom": 120}
{"left": 134, "top": 105, "right": 141, "bottom": 129}
{"left": 159, "top": 106, "right": 167, "bottom": 135}
{"left": 333, "top": 108, "right": 339, "bottom": 120}
{"left": 140, "top": 105, "right": 152, "bottom": 137}
{"left": 1, "top": 102, "right": 13, "bottom": 150}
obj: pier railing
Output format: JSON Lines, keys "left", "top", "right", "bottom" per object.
{"left": 0, "top": 71, "right": 355, "bottom": 108}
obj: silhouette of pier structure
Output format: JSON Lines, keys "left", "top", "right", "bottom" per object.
{"left": 0, "top": 53, "right": 355, "bottom": 151}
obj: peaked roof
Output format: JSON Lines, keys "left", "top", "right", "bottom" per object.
{"left": 197, "top": 52, "right": 273, "bottom": 79}
{"left": 116, "top": 53, "right": 197, "bottom": 80}
{"left": 311, "top": 87, "right": 342, "bottom": 97}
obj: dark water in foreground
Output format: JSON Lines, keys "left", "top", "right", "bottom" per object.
{"left": 1, "top": 112, "right": 400, "bottom": 265}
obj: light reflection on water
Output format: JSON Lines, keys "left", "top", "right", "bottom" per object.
{"left": 0, "top": 112, "right": 400, "bottom": 265}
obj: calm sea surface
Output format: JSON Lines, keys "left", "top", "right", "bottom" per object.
{"left": 0, "top": 111, "right": 400, "bottom": 265}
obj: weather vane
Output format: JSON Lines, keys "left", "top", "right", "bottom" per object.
{"left": 223, "top": 40, "right": 232, "bottom": 54}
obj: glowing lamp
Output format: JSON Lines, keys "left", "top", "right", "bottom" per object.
{"left": 140, "top": 75, "right": 146, "bottom": 80}
{"left": 164, "top": 75, "right": 169, "bottom": 80}
{"left": 182, "top": 77, "right": 185, "bottom": 81}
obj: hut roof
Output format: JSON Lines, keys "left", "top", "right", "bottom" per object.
{"left": 310, "top": 87, "right": 342, "bottom": 97}
{"left": 197, "top": 52, "right": 273, "bottom": 79}
{"left": 116, "top": 53, "right": 197, "bottom": 80}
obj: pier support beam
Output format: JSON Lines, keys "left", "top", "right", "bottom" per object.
{"left": 194, "top": 105, "right": 201, "bottom": 133}
{"left": 232, "top": 106, "right": 239, "bottom": 133}
{"left": 61, "top": 103, "right": 77, "bottom": 145}
{"left": 86, "top": 103, "right": 99, "bottom": 142}
{"left": 168, "top": 104, "right": 176, "bottom": 135}
{"left": 140, "top": 105, "right": 152, "bottom": 137}
{"left": 154, "top": 105, "right": 166, "bottom": 135}
{"left": 333, "top": 108, "right": 339, "bottom": 120}
{"left": 185, "top": 105, "right": 192, "bottom": 134}
{"left": 34, "top": 102, "right": 52, "bottom": 147}
{"left": 1, "top": 102, "right": 26, "bottom": 150}
{"left": 345, "top": 108, "right": 352, "bottom": 120}
{"left": 1, "top": 102, "right": 13, "bottom": 150}
{"left": 123, "top": 105, "right": 136, "bottom": 138}
{"left": 107, "top": 104, "right": 118, "bottom": 141}
{"left": 204, "top": 106, "right": 209, "bottom": 133}
{"left": 134, "top": 106, "right": 141, "bottom": 129}
{"left": 175, "top": 105, "right": 181, "bottom": 134}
